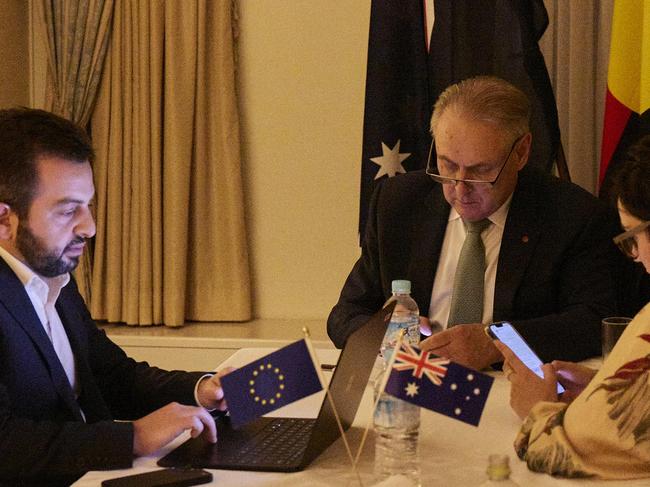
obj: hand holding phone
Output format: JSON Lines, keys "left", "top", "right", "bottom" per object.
{"left": 486, "top": 321, "right": 564, "bottom": 394}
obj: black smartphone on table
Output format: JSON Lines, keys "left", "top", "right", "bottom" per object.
{"left": 486, "top": 321, "right": 565, "bottom": 394}
{"left": 101, "top": 467, "right": 213, "bottom": 487}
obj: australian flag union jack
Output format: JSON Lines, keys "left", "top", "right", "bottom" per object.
{"left": 384, "top": 343, "right": 494, "bottom": 426}
{"left": 393, "top": 343, "right": 450, "bottom": 385}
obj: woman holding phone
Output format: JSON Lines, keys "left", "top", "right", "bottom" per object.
{"left": 494, "top": 135, "right": 650, "bottom": 479}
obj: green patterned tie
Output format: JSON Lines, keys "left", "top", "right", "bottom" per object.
{"left": 448, "top": 219, "right": 491, "bottom": 326}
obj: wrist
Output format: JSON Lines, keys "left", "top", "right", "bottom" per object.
{"left": 194, "top": 373, "right": 217, "bottom": 411}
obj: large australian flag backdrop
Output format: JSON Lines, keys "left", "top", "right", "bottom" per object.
{"left": 220, "top": 339, "right": 323, "bottom": 428}
{"left": 359, "top": 0, "right": 560, "bottom": 242}
{"left": 384, "top": 343, "right": 494, "bottom": 426}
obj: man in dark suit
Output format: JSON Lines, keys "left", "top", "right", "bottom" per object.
{"left": 328, "top": 76, "right": 619, "bottom": 369}
{"left": 0, "top": 108, "right": 227, "bottom": 485}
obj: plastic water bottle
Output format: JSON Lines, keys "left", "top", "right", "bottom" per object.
{"left": 379, "top": 280, "right": 421, "bottom": 361}
{"left": 479, "top": 455, "right": 520, "bottom": 486}
{"left": 374, "top": 280, "right": 421, "bottom": 485}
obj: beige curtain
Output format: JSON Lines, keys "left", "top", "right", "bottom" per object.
{"left": 540, "top": 0, "right": 614, "bottom": 194}
{"left": 37, "top": 0, "right": 114, "bottom": 303}
{"left": 90, "top": 0, "right": 251, "bottom": 326}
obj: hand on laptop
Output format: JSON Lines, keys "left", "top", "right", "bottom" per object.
{"left": 133, "top": 402, "right": 217, "bottom": 456}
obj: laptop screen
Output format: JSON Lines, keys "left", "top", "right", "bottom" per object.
{"left": 302, "top": 301, "right": 395, "bottom": 464}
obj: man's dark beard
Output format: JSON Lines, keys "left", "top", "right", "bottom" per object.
{"left": 15, "top": 223, "right": 83, "bottom": 277}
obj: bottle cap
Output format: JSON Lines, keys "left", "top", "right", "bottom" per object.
{"left": 391, "top": 280, "right": 411, "bottom": 293}
{"left": 486, "top": 454, "right": 511, "bottom": 480}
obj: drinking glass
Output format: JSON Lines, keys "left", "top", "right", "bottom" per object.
{"left": 601, "top": 317, "right": 632, "bottom": 359}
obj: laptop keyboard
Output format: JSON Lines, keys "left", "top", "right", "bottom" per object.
{"left": 219, "top": 418, "right": 315, "bottom": 467}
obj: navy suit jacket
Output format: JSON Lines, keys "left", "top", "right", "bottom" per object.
{"left": 0, "top": 259, "right": 205, "bottom": 485}
{"left": 327, "top": 167, "right": 620, "bottom": 362}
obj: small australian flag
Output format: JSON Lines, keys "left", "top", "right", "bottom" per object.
{"left": 220, "top": 339, "right": 323, "bottom": 427}
{"left": 384, "top": 343, "right": 494, "bottom": 426}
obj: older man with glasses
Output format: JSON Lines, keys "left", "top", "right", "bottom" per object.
{"left": 328, "top": 76, "right": 621, "bottom": 370}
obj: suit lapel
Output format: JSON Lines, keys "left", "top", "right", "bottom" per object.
{"left": 408, "top": 186, "right": 450, "bottom": 315}
{"left": 493, "top": 171, "right": 542, "bottom": 320}
{"left": 0, "top": 259, "right": 83, "bottom": 420}
{"left": 57, "top": 289, "right": 112, "bottom": 422}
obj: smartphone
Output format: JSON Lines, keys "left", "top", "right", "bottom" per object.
{"left": 101, "top": 468, "right": 213, "bottom": 487}
{"left": 486, "top": 321, "right": 564, "bottom": 394}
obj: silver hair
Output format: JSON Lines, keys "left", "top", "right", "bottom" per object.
{"left": 430, "top": 76, "right": 531, "bottom": 143}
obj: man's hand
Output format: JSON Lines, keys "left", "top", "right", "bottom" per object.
{"left": 419, "top": 323, "right": 502, "bottom": 370}
{"left": 494, "top": 340, "right": 558, "bottom": 419}
{"left": 132, "top": 402, "right": 217, "bottom": 456}
{"left": 196, "top": 369, "right": 233, "bottom": 411}
{"left": 419, "top": 316, "right": 432, "bottom": 336}
{"left": 552, "top": 360, "right": 598, "bottom": 403}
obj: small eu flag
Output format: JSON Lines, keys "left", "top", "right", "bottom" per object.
{"left": 384, "top": 343, "right": 494, "bottom": 426}
{"left": 220, "top": 339, "right": 323, "bottom": 427}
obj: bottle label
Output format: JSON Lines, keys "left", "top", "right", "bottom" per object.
{"left": 381, "top": 315, "right": 420, "bottom": 362}
{"left": 373, "top": 392, "right": 421, "bottom": 429}
{"left": 403, "top": 317, "right": 420, "bottom": 345}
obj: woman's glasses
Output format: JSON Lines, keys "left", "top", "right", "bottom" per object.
{"left": 613, "top": 220, "right": 650, "bottom": 259}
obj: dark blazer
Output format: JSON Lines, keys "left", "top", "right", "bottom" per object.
{"left": 0, "top": 259, "right": 206, "bottom": 486}
{"left": 327, "top": 167, "right": 620, "bottom": 362}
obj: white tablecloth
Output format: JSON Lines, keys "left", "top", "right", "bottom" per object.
{"left": 76, "top": 351, "right": 646, "bottom": 486}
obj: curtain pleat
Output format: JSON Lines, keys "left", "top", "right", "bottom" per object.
{"left": 540, "top": 0, "right": 614, "bottom": 193}
{"left": 37, "top": 0, "right": 114, "bottom": 304}
{"left": 91, "top": 0, "right": 251, "bottom": 326}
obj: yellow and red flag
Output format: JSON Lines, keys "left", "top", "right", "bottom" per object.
{"left": 600, "top": 1, "right": 650, "bottom": 197}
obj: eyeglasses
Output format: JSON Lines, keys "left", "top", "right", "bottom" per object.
{"left": 613, "top": 220, "right": 650, "bottom": 259}
{"left": 426, "top": 135, "right": 523, "bottom": 186}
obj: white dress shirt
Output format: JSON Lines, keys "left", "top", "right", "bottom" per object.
{"left": 429, "top": 196, "right": 512, "bottom": 330}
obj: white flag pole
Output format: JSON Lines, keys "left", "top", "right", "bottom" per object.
{"left": 302, "top": 327, "right": 363, "bottom": 486}
{"left": 352, "top": 329, "right": 404, "bottom": 469}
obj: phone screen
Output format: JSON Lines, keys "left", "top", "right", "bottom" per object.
{"left": 488, "top": 322, "right": 564, "bottom": 394}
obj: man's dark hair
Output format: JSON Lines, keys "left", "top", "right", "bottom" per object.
{"left": 611, "top": 135, "right": 650, "bottom": 222}
{"left": 0, "top": 108, "right": 94, "bottom": 218}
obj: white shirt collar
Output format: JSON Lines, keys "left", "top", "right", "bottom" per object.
{"left": 0, "top": 245, "right": 70, "bottom": 306}
{"left": 448, "top": 193, "right": 513, "bottom": 229}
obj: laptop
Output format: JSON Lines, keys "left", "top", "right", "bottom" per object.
{"left": 157, "top": 302, "right": 395, "bottom": 472}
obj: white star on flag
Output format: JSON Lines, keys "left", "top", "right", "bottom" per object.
{"left": 405, "top": 382, "right": 419, "bottom": 397}
{"left": 370, "top": 140, "right": 411, "bottom": 179}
